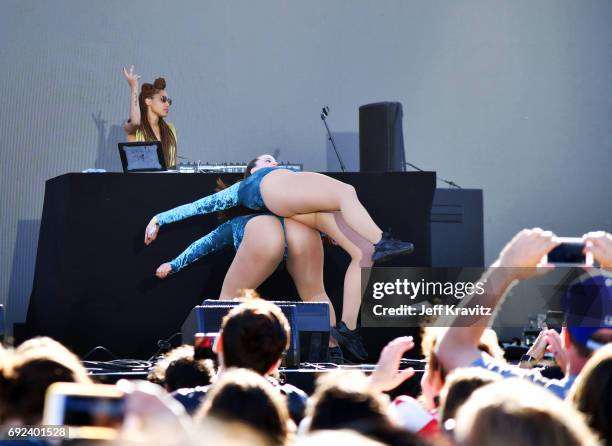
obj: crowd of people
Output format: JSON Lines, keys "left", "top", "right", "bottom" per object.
{"left": 0, "top": 230, "right": 610, "bottom": 445}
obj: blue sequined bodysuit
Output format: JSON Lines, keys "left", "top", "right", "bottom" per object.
{"left": 155, "top": 167, "right": 288, "bottom": 226}
{"left": 155, "top": 167, "right": 292, "bottom": 274}
{"left": 168, "top": 214, "right": 286, "bottom": 273}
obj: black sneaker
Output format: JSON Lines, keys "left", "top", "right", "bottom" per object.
{"left": 331, "top": 321, "right": 368, "bottom": 362}
{"left": 372, "top": 232, "right": 414, "bottom": 263}
{"left": 328, "top": 346, "right": 345, "bottom": 364}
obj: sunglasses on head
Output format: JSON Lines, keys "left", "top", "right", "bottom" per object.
{"left": 160, "top": 96, "right": 173, "bottom": 106}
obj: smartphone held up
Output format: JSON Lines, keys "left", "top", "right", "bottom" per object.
{"left": 543, "top": 237, "right": 594, "bottom": 267}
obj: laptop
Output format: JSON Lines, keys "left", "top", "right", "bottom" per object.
{"left": 117, "top": 141, "right": 167, "bottom": 173}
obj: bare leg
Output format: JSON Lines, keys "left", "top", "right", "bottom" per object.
{"left": 284, "top": 219, "right": 338, "bottom": 347}
{"left": 219, "top": 216, "right": 284, "bottom": 298}
{"left": 291, "top": 211, "right": 373, "bottom": 330}
{"left": 260, "top": 170, "right": 383, "bottom": 244}
{"left": 219, "top": 215, "right": 339, "bottom": 347}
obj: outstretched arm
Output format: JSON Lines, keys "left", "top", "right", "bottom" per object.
{"left": 156, "top": 222, "right": 233, "bottom": 278}
{"left": 437, "top": 228, "right": 559, "bottom": 371}
{"left": 157, "top": 183, "right": 240, "bottom": 225}
{"left": 145, "top": 183, "right": 240, "bottom": 245}
{"left": 122, "top": 65, "right": 141, "bottom": 136}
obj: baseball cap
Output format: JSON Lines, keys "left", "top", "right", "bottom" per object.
{"left": 561, "top": 272, "right": 612, "bottom": 351}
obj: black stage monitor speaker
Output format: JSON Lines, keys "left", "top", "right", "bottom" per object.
{"left": 359, "top": 102, "right": 406, "bottom": 172}
{"left": 181, "top": 301, "right": 331, "bottom": 367}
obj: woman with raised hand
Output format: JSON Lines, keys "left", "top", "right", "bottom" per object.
{"left": 122, "top": 65, "right": 178, "bottom": 168}
{"left": 145, "top": 154, "right": 413, "bottom": 263}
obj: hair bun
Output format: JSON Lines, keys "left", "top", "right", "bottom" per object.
{"left": 153, "top": 77, "right": 166, "bottom": 90}
{"left": 141, "top": 83, "right": 154, "bottom": 93}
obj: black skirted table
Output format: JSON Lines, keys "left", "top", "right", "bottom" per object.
{"left": 25, "top": 172, "right": 436, "bottom": 359}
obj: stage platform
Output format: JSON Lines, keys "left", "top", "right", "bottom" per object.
{"left": 24, "top": 172, "right": 437, "bottom": 360}
{"left": 87, "top": 358, "right": 425, "bottom": 397}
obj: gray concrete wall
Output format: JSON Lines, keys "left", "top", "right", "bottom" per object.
{"left": 1, "top": 0, "right": 611, "bottom": 335}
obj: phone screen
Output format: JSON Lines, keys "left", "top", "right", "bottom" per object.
{"left": 545, "top": 310, "right": 564, "bottom": 333}
{"left": 62, "top": 395, "right": 125, "bottom": 428}
{"left": 547, "top": 242, "right": 586, "bottom": 265}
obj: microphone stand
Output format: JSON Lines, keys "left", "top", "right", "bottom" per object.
{"left": 321, "top": 111, "right": 346, "bottom": 172}
{"left": 404, "top": 162, "right": 462, "bottom": 189}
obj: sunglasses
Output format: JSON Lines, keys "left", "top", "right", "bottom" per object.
{"left": 160, "top": 96, "right": 173, "bottom": 106}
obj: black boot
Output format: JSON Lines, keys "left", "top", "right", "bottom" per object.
{"left": 331, "top": 321, "right": 368, "bottom": 362}
{"left": 327, "top": 346, "right": 345, "bottom": 364}
{"left": 372, "top": 232, "right": 414, "bottom": 263}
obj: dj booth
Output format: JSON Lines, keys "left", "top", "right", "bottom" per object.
{"left": 25, "top": 171, "right": 451, "bottom": 359}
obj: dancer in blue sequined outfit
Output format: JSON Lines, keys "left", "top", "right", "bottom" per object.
{"left": 153, "top": 208, "right": 371, "bottom": 361}
{"left": 145, "top": 154, "right": 413, "bottom": 264}
{"left": 147, "top": 155, "right": 387, "bottom": 361}
{"left": 160, "top": 213, "right": 283, "bottom": 275}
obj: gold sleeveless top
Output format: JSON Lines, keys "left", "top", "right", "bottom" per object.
{"left": 135, "top": 122, "right": 177, "bottom": 168}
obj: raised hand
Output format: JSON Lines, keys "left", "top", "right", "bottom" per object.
{"left": 144, "top": 217, "right": 159, "bottom": 245}
{"left": 369, "top": 336, "right": 415, "bottom": 392}
{"left": 526, "top": 329, "right": 549, "bottom": 360}
{"left": 545, "top": 328, "right": 569, "bottom": 374}
{"left": 156, "top": 263, "right": 172, "bottom": 279}
{"left": 584, "top": 231, "right": 612, "bottom": 270}
{"left": 495, "top": 228, "right": 559, "bottom": 280}
{"left": 122, "top": 65, "right": 141, "bottom": 91}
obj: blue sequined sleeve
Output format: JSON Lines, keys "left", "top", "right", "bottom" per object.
{"left": 169, "top": 221, "right": 233, "bottom": 273}
{"left": 156, "top": 182, "right": 241, "bottom": 226}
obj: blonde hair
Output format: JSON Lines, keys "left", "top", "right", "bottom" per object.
{"left": 421, "top": 327, "right": 504, "bottom": 381}
{"left": 455, "top": 379, "right": 599, "bottom": 446}
{"left": 568, "top": 343, "right": 612, "bottom": 445}
{"left": 12, "top": 336, "right": 91, "bottom": 383}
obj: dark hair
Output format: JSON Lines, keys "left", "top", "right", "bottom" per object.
{"left": 164, "top": 357, "right": 215, "bottom": 392}
{"left": 439, "top": 367, "right": 502, "bottom": 423}
{"left": 147, "top": 344, "right": 199, "bottom": 386}
{"left": 352, "top": 419, "right": 430, "bottom": 446}
{"left": 139, "top": 77, "right": 177, "bottom": 167}
{"left": 197, "top": 368, "right": 290, "bottom": 445}
{"left": 0, "top": 338, "right": 92, "bottom": 424}
{"left": 220, "top": 300, "right": 290, "bottom": 375}
{"left": 216, "top": 156, "right": 261, "bottom": 222}
{"left": 570, "top": 344, "right": 612, "bottom": 445}
{"left": 244, "top": 157, "right": 259, "bottom": 178}
{"left": 308, "top": 371, "right": 390, "bottom": 432}
{"left": 0, "top": 341, "right": 93, "bottom": 426}
{"left": 0, "top": 359, "right": 77, "bottom": 424}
